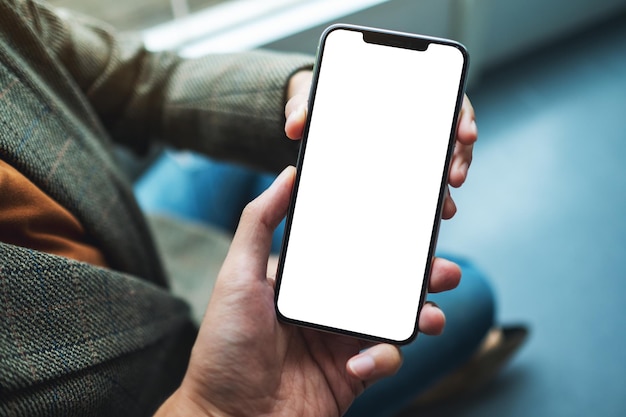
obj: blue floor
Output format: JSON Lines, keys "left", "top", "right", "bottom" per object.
{"left": 433, "top": 12, "right": 626, "bottom": 417}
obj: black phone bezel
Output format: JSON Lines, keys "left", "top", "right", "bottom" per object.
{"left": 274, "top": 24, "right": 470, "bottom": 345}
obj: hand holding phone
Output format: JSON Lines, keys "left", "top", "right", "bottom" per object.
{"left": 275, "top": 25, "right": 469, "bottom": 344}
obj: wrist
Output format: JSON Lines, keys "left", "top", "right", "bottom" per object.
{"left": 154, "top": 387, "right": 228, "bottom": 417}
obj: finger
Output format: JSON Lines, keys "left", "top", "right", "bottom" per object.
{"left": 285, "top": 92, "right": 308, "bottom": 117}
{"left": 225, "top": 167, "right": 296, "bottom": 281}
{"left": 428, "top": 257, "right": 461, "bottom": 293}
{"left": 441, "top": 186, "right": 457, "bottom": 220}
{"left": 347, "top": 344, "right": 403, "bottom": 384}
{"left": 449, "top": 96, "right": 477, "bottom": 188}
{"left": 266, "top": 255, "right": 279, "bottom": 280}
{"left": 448, "top": 141, "right": 474, "bottom": 188}
{"left": 418, "top": 302, "right": 446, "bottom": 336}
{"left": 286, "top": 70, "right": 313, "bottom": 102}
{"left": 284, "top": 70, "right": 312, "bottom": 141}
{"left": 285, "top": 97, "right": 308, "bottom": 140}
{"left": 457, "top": 95, "right": 478, "bottom": 145}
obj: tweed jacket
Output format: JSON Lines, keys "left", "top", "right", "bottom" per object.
{"left": 0, "top": 0, "right": 312, "bottom": 415}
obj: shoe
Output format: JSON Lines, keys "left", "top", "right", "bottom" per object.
{"left": 409, "top": 325, "right": 529, "bottom": 407}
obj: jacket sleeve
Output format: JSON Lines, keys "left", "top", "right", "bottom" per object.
{"left": 14, "top": 0, "right": 314, "bottom": 172}
{"left": 0, "top": 241, "right": 197, "bottom": 416}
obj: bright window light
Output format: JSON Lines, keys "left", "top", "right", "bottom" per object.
{"left": 142, "top": 0, "right": 390, "bottom": 55}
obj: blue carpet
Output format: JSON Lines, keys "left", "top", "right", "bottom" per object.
{"left": 435, "top": 12, "right": 626, "bottom": 417}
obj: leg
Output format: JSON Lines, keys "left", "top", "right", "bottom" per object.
{"left": 135, "top": 150, "right": 286, "bottom": 252}
{"left": 134, "top": 150, "right": 261, "bottom": 234}
{"left": 345, "top": 255, "right": 496, "bottom": 417}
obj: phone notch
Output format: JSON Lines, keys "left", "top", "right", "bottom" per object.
{"left": 362, "top": 30, "right": 429, "bottom": 52}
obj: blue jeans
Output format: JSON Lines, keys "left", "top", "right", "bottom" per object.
{"left": 134, "top": 151, "right": 495, "bottom": 417}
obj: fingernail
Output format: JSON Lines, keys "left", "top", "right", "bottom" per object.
{"left": 348, "top": 354, "right": 375, "bottom": 379}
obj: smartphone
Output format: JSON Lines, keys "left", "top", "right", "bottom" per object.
{"left": 274, "top": 24, "right": 468, "bottom": 344}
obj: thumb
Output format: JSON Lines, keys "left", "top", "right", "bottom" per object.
{"left": 225, "top": 166, "right": 296, "bottom": 281}
{"left": 347, "top": 344, "right": 403, "bottom": 387}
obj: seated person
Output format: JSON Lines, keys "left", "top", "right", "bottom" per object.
{"left": 0, "top": 1, "right": 526, "bottom": 416}
{"left": 135, "top": 84, "right": 526, "bottom": 417}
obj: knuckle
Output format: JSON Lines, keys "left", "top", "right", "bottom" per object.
{"left": 241, "top": 199, "right": 263, "bottom": 221}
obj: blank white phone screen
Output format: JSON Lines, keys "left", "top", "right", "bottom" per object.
{"left": 276, "top": 28, "right": 465, "bottom": 343}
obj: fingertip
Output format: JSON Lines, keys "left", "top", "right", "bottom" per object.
{"left": 277, "top": 165, "right": 296, "bottom": 186}
{"left": 347, "top": 344, "right": 403, "bottom": 382}
{"left": 347, "top": 354, "right": 376, "bottom": 380}
{"left": 435, "top": 256, "right": 462, "bottom": 278}
{"left": 441, "top": 194, "right": 457, "bottom": 220}
{"left": 419, "top": 302, "right": 446, "bottom": 336}
{"left": 469, "top": 118, "right": 478, "bottom": 137}
{"left": 448, "top": 173, "right": 464, "bottom": 189}
{"left": 429, "top": 257, "right": 462, "bottom": 293}
{"left": 458, "top": 112, "right": 478, "bottom": 144}
{"left": 447, "top": 161, "right": 464, "bottom": 189}
{"left": 232, "top": 166, "right": 295, "bottom": 260}
{"left": 260, "top": 166, "right": 295, "bottom": 204}
{"left": 269, "top": 166, "right": 296, "bottom": 211}
{"left": 457, "top": 96, "right": 478, "bottom": 144}
{"left": 285, "top": 104, "right": 307, "bottom": 140}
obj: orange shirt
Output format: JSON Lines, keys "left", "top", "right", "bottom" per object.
{"left": 0, "top": 159, "right": 108, "bottom": 267}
